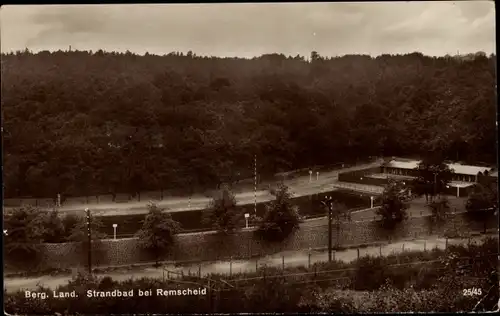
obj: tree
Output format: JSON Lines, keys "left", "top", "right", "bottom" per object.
{"left": 257, "top": 183, "right": 301, "bottom": 242}
{"left": 427, "top": 196, "right": 450, "bottom": 233}
{"left": 376, "top": 180, "right": 409, "bottom": 228}
{"left": 465, "top": 177, "right": 498, "bottom": 233}
{"left": 3, "top": 206, "right": 47, "bottom": 267}
{"left": 1, "top": 50, "right": 496, "bottom": 200}
{"left": 202, "top": 185, "right": 240, "bottom": 234}
{"left": 67, "top": 213, "right": 107, "bottom": 242}
{"left": 39, "top": 209, "right": 66, "bottom": 243}
{"left": 413, "top": 157, "right": 453, "bottom": 202}
{"left": 136, "top": 203, "right": 181, "bottom": 266}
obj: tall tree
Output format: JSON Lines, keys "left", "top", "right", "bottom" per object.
{"left": 3, "top": 206, "right": 47, "bottom": 267}
{"left": 257, "top": 183, "right": 301, "bottom": 242}
{"left": 413, "top": 156, "right": 453, "bottom": 202}
{"left": 376, "top": 180, "right": 409, "bottom": 228}
{"left": 202, "top": 185, "right": 240, "bottom": 234}
{"left": 465, "top": 176, "right": 498, "bottom": 233}
{"left": 136, "top": 203, "right": 181, "bottom": 266}
{"left": 427, "top": 196, "right": 450, "bottom": 233}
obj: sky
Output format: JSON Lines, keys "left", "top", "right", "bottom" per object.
{"left": 0, "top": 2, "right": 496, "bottom": 58}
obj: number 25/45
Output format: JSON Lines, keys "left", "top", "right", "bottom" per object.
{"left": 463, "top": 288, "right": 482, "bottom": 296}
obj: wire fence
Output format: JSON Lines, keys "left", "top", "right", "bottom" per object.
{"left": 159, "top": 252, "right": 498, "bottom": 291}
{"left": 155, "top": 236, "right": 497, "bottom": 282}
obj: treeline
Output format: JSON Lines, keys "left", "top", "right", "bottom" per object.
{"left": 4, "top": 238, "right": 498, "bottom": 313}
{"left": 1, "top": 49, "right": 496, "bottom": 198}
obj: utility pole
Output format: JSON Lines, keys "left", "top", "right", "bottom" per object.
{"left": 321, "top": 196, "right": 334, "bottom": 262}
{"left": 85, "top": 208, "right": 92, "bottom": 274}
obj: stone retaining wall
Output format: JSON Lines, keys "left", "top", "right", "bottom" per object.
{"left": 5, "top": 212, "right": 496, "bottom": 272}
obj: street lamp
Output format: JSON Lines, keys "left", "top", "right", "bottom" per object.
{"left": 244, "top": 213, "right": 249, "bottom": 228}
{"left": 112, "top": 224, "right": 117, "bottom": 240}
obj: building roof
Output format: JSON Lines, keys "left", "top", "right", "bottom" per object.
{"left": 386, "top": 160, "right": 420, "bottom": 170}
{"left": 447, "top": 164, "right": 493, "bottom": 176}
{"left": 386, "top": 159, "right": 493, "bottom": 176}
{"left": 448, "top": 181, "right": 476, "bottom": 188}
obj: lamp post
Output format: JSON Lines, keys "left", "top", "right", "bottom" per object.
{"left": 244, "top": 213, "right": 249, "bottom": 229}
{"left": 85, "top": 208, "right": 92, "bottom": 274}
{"left": 112, "top": 224, "right": 117, "bottom": 240}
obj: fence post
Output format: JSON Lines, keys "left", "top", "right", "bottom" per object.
{"left": 308, "top": 253, "right": 311, "bottom": 268}
{"left": 282, "top": 255, "right": 285, "bottom": 271}
{"left": 357, "top": 248, "right": 360, "bottom": 259}
{"left": 333, "top": 250, "right": 335, "bottom": 261}
{"left": 445, "top": 237, "right": 448, "bottom": 250}
{"left": 402, "top": 243, "right": 405, "bottom": 252}
{"left": 229, "top": 257, "right": 232, "bottom": 277}
{"left": 424, "top": 241, "right": 426, "bottom": 252}
{"left": 379, "top": 245, "right": 382, "bottom": 256}
{"left": 256, "top": 259, "right": 258, "bottom": 272}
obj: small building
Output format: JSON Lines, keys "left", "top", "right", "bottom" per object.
{"left": 380, "top": 158, "right": 495, "bottom": 197}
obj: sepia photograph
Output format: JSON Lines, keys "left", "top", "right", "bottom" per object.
{"left": 2, "top": 2, "right": 499, "bottom": 314}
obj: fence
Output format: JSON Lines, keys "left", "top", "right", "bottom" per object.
{"left": 157, "top": 236, "right": 497, "bottom": 285}
{"left": 332, "top": 182, "right": 384, "bottom": 194}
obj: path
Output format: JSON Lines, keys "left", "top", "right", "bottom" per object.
{"left": 40, "top": 160, "right": 384, "bottom": 217}
{"left": 4, "top": 233, "right": 496, "bottom": 293}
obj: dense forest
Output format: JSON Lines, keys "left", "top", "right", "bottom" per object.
{"left": 1, "top": 49, "right": 497, "bottom": 199}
